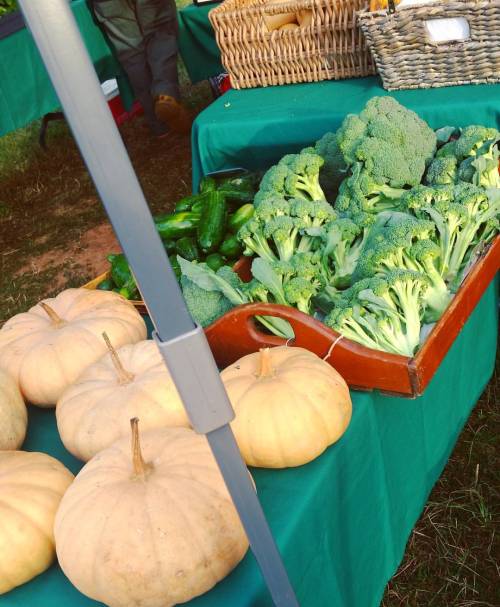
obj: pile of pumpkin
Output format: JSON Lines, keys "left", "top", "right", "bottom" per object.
{"left": 0, "top": 287, "right": 352, "bottom": 606}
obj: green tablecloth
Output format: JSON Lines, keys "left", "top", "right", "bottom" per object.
{"left": 0, "top": 0, "right": 134, "bottom": 137}
{"left": 2, "top": 278, "right": 498, "bottom": 607}
{"left": 191, "top": 77, "right": 500, "bottom": 188}
{"left": 178, "top": 3, "right": 223, "bottom": 84}
{"left": 0, "top": 2, "right": 219, "bottom": 137}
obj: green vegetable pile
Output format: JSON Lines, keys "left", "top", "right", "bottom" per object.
{"left": 178, "top": 97, "right": 499, "bottom": 357}
{"left": 98, "top": 172, "right": 259, "bottom": 299}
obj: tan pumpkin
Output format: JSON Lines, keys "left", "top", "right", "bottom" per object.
{"left": 0, "top": 369, "right": 27, "bottom": 450}
{"left": 0, "top": 288, "right": 146, "bottom": 407}
{"left": 56, "top": 336, "right": 190, "bottom": 461}
{"left": 55, "top": 419, "right": 249, "bottom": 607}
{"left": 0, "top": 450, "right": 74, "bottom": 593}
{"left": 221, "top": 347, "right": 352, "bottom": 468}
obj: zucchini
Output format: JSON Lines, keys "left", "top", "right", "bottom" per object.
{"left": 228, "top": 203, "right": 254, "bottom": 233}
{"left": 175, "top": 236, "right": 199, "bottom": 262}
{"left": 197, "top": 191, "right": 228, "bottom": 254}
{"left": 205, "top": 253, "right": 225, "bottom": 272}
{"left": 154, "top": 211, "right": 200, "bottom": 240}
{"left": 219, "top": 233, "right": 242, "bottom": 259}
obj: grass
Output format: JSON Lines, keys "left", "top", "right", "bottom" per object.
{"left": 0, "top": 16, "right": 498, "bottom": 604}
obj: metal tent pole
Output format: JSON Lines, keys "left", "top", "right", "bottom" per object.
{"left": 17, "top": 1, "right": 299, "bottom": 605}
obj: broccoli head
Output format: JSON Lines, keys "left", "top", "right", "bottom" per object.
{"left": 180, "top": 275, "right": 234, "bottom": 327}
{"left": 324, "top": 270, "right": 428, "bottom": 357}
{"left": 425, "top": 156, "right": 458, "bottom": 186}
{"left": 335, "top": 96, "right": 437, "bottom": 189}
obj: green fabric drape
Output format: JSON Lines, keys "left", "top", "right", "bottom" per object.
{"left": 177, "top": 3, "right": 222, "bottom": 83}
{"left": 191, "top": 77, "right": 500, "bottom": 188}
{"left": 3, "top": 278, "right": 498, "bottom": 607}
{"left": 0, "top": 0, "right": 133, "bottom": 137}
{"left": 0, "top": 1, "right": 219, "bottom": 136}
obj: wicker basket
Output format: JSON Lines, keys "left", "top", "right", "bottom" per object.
{"left": 358, "top": 0, "right": 500, "bottom": 91}
{"left": 209, "top": 0, "right": 375, "bottom": 89}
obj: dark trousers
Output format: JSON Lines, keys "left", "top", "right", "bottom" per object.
{"left": 92, "top": 0, "right": 180, "bottom": 134}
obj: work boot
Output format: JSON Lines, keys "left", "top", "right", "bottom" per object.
{"left": 154, "top": 95, "right": 192, "bottom": 135}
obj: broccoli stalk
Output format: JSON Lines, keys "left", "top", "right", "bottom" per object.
{"left": 411, "top": 240, "right": 452, "bottom": 323}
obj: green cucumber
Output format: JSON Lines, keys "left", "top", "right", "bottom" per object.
{"left": 219, "top": 233, "right": 242, "bottom": 259}
{"left": 228, "top": 203, "right": 254, "bottom": 233}
{"left": 174, "top": 194, "right": 199, "bottom": 213}
{"left": 154, "top": 211, "right": 200, "bottom": 240}
{"left": 96, "top": 278, "right": 113, "bottom": 291}
{"left": 199, "top": 176, "right": 217, "bottom": 193}
{"left": 107, "top": 253, "right": 133, "bottom": 289}
{"left": 175, "top": 236, "right": 199, "bottom": 262}
{"left": 197, "top": 191, "right": 228, "bottom": 254}
{"left": 205, "top": 253, "right": 225, "bottom": 272}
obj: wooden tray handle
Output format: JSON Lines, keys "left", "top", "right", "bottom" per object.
{"left": 205, "top": 302, "right": 413, "bottom": 393}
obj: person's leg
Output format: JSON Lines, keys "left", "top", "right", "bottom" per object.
{"left": 90, "top": 0, "right": 167, "bottom": 136}
{"left": 136, "top": 0, "right": 191, "bottom": 133}
{"left": 136, "top": 0, "right": 179, "bottom": 99}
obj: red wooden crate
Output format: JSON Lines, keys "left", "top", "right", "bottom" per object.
{"left": 205, "top": 237, "right": 500, "bottom": 397}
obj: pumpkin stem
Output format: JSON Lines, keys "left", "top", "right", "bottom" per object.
{"left": 102, "top": 332, "right": 135, "bottom": 385}
{"left": 258, "top": 348, "right": 274, "bottom": 378}
{"left": 130, "top": 418, "right": 153, "bottom": 479}
{"left": 40, "top": 302, "right": 65, "bottom": 327}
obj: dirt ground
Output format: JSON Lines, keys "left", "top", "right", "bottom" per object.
{"left": 0, "top": 103, "right": 498, "bottom": 605}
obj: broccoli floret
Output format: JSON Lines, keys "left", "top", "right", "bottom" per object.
{"left": 425, "top": 156, "right": 458, "bottom": 186}
{"left": 180, "top": 276, "right": 234, "bottom": 327}
{"left": 324, "top": 270, "right": 428, "bottom": 357}
{"left": 403, "top": 182, "right": 499, "bottom": 285}
{"left": 283, "top": 276, "right": 321, "bottom": 314}
{"left": 336, "top": 96, "right": 437, "bottom": 189}
{"left": 336, "top": 162, "right": 408, "bottom": 215}
{"left": 263, "top": 216, "right": 300, "bottom": 262}
{"left": 353, "top": 213, "right": 435, "bottom": 281}
{"left": 254, "top": 151, "right": 327, "bottom": 207}
{"left": 319, "top": 216, "right": 371, "bottom": 288}
{"left": 454, "top": 134, "right": 500, "bottom": 189}
{"left": 457, "top": 157, "right": 475, "bottom": 183}
{"left": 445, "top": 183, "right": 500, "bottom": 285}
{"left": 238, "top": 196, "right": 335, "bottom": 263}
{"left": 254, "top": 164, "right": 290, "bottom": 207}
{"left": 314, "top": 131, "right": 348, "bottom": 201}
{"left": 238, "top": 218, "right": 277, "bottom": 263}
{"left": 279, "top": 152, "right": 326, "bottom": 202}
{"left": 454, "top": 125, "right": 499, "bottom": 159}
{"left": 411, "top": 240, "right": 452, "bottom": 322}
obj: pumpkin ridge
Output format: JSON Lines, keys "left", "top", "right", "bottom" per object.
{"left": 0, "top": 498, "right": 56, "bottom": 544}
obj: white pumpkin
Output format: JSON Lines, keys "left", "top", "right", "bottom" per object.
{"left": 56, "top": 337, "right": 190, "bottom": 461}
{"left": 0, "top": 288, "right": 146, "bottom": 407}
{"left": 221, "top": 347, "right": 352, "bottom": 468}
{"left": 0, "top": 450, "right": 74, "bottom": 593}
{"left": 0, "top": 369, "right": 27, "bottom": 450}
{"left": 55, "top": 420, "right": 249, "bottom": 607}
